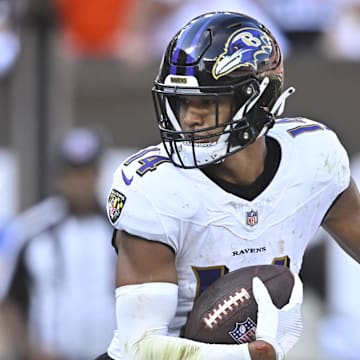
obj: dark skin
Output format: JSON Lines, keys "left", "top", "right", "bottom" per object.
{"left": 322, "top": 177, "right": 360, "bottom": 262}
{"left": 114, "top": 99, "right": 360, "bottom": 359}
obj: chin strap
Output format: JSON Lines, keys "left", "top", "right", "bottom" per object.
{"left": 217, "top": 76, "right": 271, "bottom": 146}
{"left": 233, "top": 77, "right": 270, "bottom": 121}
{"left": 252, "top": 86, "right": 295, "bottom": 142}
{"left": 270, "top": 86, "right": 295, "bottom": 116}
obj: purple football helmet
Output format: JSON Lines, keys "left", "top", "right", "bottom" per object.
{"left": 153, "top": 11, "right": 294, "bottom": 168}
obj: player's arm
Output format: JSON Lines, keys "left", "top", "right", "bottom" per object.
{"left": 322, "top": 177, "right": 360, "bottom": 263}
{"left": 114, "top": 229, "right": 177, "bottom": 286}
{"left": 108, "top": 230, "right": 301, "bottom": 360}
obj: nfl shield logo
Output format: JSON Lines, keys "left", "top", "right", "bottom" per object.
{"left": 229, "top": 317, "right": 257, "bottom": 344}
{"left": 246, "top": 209, "right": 258, "bottom": 227}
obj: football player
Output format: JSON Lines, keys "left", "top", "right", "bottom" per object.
{"left": 99, "top": 11, "right": 360, "bottom": 360}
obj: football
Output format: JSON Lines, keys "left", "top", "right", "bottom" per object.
{"left": 183, "top": 264, "right": 294, "bottom": 344}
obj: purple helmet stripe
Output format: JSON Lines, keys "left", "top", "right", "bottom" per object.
{"left": 170, "top": 16, "right": 214, "bottom": 76}
{"left": 185, "top": 17, "right": 213, "bottom": 75}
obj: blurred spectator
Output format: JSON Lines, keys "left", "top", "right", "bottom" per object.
{"left": 0, "top": 0, "right": 20, "bottom": 78}
{"left": 255, "top": 0, "right": 340, "bottom": 53}
{"left": 320, "top": 0, "right": 360, "bottom": 61}
{"left": 255, "top": 0, "right": 338, "bottom": 34}
{"left": 116, "top": 0, "right": 290, "bottom": 67}
{"left": 1, "top": 127, "right": 116, "bottom": 360}
{"left": 55, "top": 0, "right": 135, "bottom": 57}
{"left": 0, "top": 148, "right": 19, "bottom": 232}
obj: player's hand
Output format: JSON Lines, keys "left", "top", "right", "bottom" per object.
{"left": 248, "top": 340, "right": 276, "bottom": 360}
{"left": 252, "top": 272, "right": 303, "bottom": 360}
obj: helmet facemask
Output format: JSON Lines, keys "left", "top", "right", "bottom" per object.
{"left": 154, "top": 76, "right": 278, "bottom": 168}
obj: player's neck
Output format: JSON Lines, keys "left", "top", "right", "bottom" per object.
{"left": 205, "top": 137, "right": 267, "bottom": 185}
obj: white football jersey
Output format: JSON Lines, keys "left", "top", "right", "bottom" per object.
{"left": 107, "top": 117, "right": 350, "bottom": 336}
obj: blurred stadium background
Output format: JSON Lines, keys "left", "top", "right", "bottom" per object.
{"left": 0, "top": 1, "right": 359, "bottom": 359}
{"left": 1, "top": 0, "right": 359, "bottom": 210}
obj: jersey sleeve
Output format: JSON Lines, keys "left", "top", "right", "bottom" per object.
{"left": 334, "top": 134, "right": 351, "bottom": 194}
{"left": 314, "top": 127, "right": 350, "bottom": 225}
{"left": 313, "top": 120, "right": 350, "bottom": 198}
{"left": 269, "top": 118, "right": 351, "bottom": 233}
{"left": 276, "top": 117, "right": 350, "bottom": 197}
{"left": 106, "top": 148, "right": 181, "bottom": 252}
